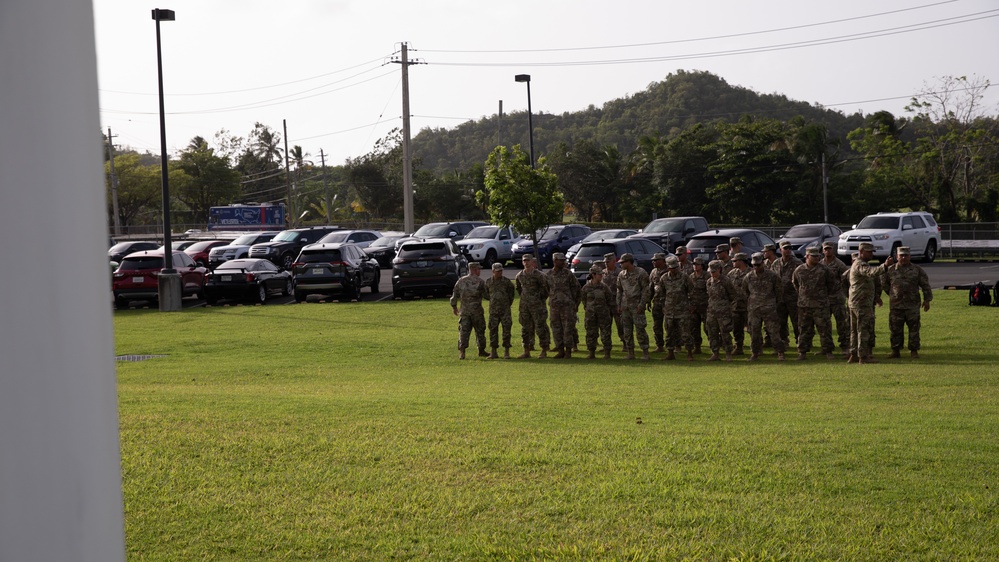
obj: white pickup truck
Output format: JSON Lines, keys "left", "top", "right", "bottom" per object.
{"left": 455, "top": 225, "right": 519, "bottom": 268}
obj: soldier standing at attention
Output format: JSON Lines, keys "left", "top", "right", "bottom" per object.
{"left": 658, "top": 256, "right": 695, "bottom": 361}
{"left": 546, "top": 252, "right": 581, "bottom": 359}
{"left": 675, "top": 246, "right": 693, "bottom": 275}
{"left": 705, "top": 259, "right": 738, "bottom": 361}
{"left": 602, "top": 252, "right": 624, "bottom": 346}
{"left": 450, "top": 262, "right": 487, "bottom": 360}
{"left": 821, "top": 241, "right": 851, "bottom": 356}
{"left": 772, "top": 240, "right": 803, "bottom": 350}
{"left": 729, "top": 237, "right": 745, "bottom": 259}
{"left": 715, "top": 243, "right": 734, "bottom": 274}
{"left": 514, "top": 255, "right": 550, "bottom": 359}
{"left": 882, "top": 246, "right": 932, "bottom": 359}
{"left": 743, "top": 252, "right": 786, "bottom": 361}
{"left": 791, "top": 247, "right": 838, "bottom": 360}
{"left": 688, "top": 256, "right": 709, "bottom": 354}
{"left": 847, "top": 242, "right": 894, "bottom": 364}
{"left": 727, "top": 252, "right": 751, "bottom": 356}
{"left": 616, "top": 253, "right": 652, "bottom": 360}
{"left": 649, "top": 252, "right": 670, "bottom": 353}
{"left": 483, "top": 262, "right": 515, "bottom": 359}
{"left": 581, "top": 265, "right": 615, "bottom": 359}
{"left": 762, "top": 244, "right": 779, "bottom": 268}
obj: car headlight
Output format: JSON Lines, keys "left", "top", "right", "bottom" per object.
{"left": 839, "top": 233, "right": 848, "bottom": 240}
{"left": 511, "top": 243, "right": 520, "bottom": 251}
{"left": 469, "top": 244, "right": 483, "bottom": 251}
{"left": 872, "top": 234, "right": 890, "bottom": 241}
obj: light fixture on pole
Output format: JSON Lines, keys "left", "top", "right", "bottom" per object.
{"left": 152, "top": 8, "right": 181, "bottom": 311}
{"left": 514, "top": 74, "right": 534, "bottom": 168}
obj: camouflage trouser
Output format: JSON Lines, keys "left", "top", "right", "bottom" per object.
{"left": 889, "top": 308, "right": 922, "bottom": 351}
{"left": 550, "top": 302, "right": 576, "bottom": 350}
{"left": 776, "top": 297, "right": 799, "bottom": 347}
{"left": 705, "top": 310, "right": 733, "bottom": 354}
{"left": 458, "top": 312, "right": 486, "bottom": 351}
{"left": 849, "top": 306, "right": 876, "bottom": 358}
{"left": 572, "top": 310, "right": 580, "bottom": 349}
{"left": 797, "top": 306, "right": 833, "bottom": 354}
{"left": 620, "top": 306, "right": 649, "bottom": 352}
{"left": 732, "top": 309, "right": 747, "bottom": 349}
{"left": 488, "top": 308, "right": 513, "bottom": 349}
{"left": 651, "top": 302, "right": 665, "bottom": 349}
{"left": 519, "top": 302, "right": 550, "bottom": 350}
{"left": 612, "top": 310, "right": 624, "bottom": 346}
{"left": 584, "top": 308, "right": 613, "bottom": 351}
{"left": 829, "top": 299, "right": 849, "bottom": 350}
{"left": 749, "top": 308, "right": 785, "bottom": 355}
{"left": 665, "top": 317, "right": 691, "bottom": 351}
{"left": 689, "top": 304, "right": 707, "bottom": 348}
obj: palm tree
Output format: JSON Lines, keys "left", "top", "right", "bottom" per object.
{"left": 249, "top": 123, "right": 282, "bottom": 164}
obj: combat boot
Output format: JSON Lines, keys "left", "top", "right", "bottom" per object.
{"left": 725, "top": 350, "right": 732, "bottom": 362}
{"left": 910, "top": 350, "right": 920, "bottom": 359}
{"left": 748, "top": 353, "right": 760, "bottom": 362}
{"left": 587, "top": 349, "right": 596, "bottom": 360}
{"left": 860, "top": 356, "right": 878, "bottom": 364}
{"left": 664, "top": 349, "right": 676, "bottom": 361}
{"left": 553, "top": 348, "right": 566, "bottom": 359}
{"left": 603, "top": 349, "right": 611, "bottom": 359}
{"left": 625, "top": 350, "right": 635, "bottom": 360}
{"left": 847, "top": 353, "right": 859, "bottom": 363}
{"left": 641, "top": 350, "right": 650, "bottom": 361}
{"left": 694, "top": 345, "right": 702, "bottom": 355}
{"left": 565, "top": 348, "right": 573, "bottom": 360}
{"left": 796, "top": 352, "right": 807, "bottom": 361}
{"left": 503, "top": 347, "right": 511, "bottom": 359}
{"left": 517, "top": 347, "right": 531, "bottom": 359}
{"left": 459, "top": 348, "right": 466, "bottom": 360}
{"left": 478, "top": 347, "right": 490, "bottom": 358}
{"left": 776, "top": 352, "right": 786, "bottom": 361}
{"left": 488, "top": 348, "right": 498, "bottom": 360}
{"left": 539, "top": 348, "right": 547, "bottom": 359}
{"left": 653, "top": 346, "right": 665, "bottom": 353}
{"left": 887, "top": 349, "right": 901, "bottom": 359}
{"left": 708, "top": 351, "right": 720, "bottom": 361}
{"left": 733, "top": 343, "right": 744, "bottom": 356}
{"left": 686, "top": 350, "right": 694, "bottom": 361}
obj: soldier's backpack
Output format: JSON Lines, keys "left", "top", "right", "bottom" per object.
{"left": 969, "top": 282, "right": 992, "bottom": 306}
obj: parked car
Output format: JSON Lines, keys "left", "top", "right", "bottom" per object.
{"left": 392, "top": 238, "right": 468, "bottom": 298}
{"left": 685, "top": 228, "right": 776, "bottom": 264}
{"left": 291, "top": 242, "right": 380, "bottom": 302}
{"left": 569, "top": 238, "right": 666, "bottom": 284}
{"left": 837, "top": 211, "right": 941, "bottom": 262}
{"left": 248, "top": 226, "right": 342, "bottom": 269}
{"left": 393, "top": 221, "right": 488, "bottom": 251}
{"left": 183, "top": 240, "right": 233, "bottom": 268}
{"left": 315, "top": 229, "right": 382, "bottom": 249}
{"left": 777, "top": 223, "right": 843, "bottom": 259}
{"left": 108, "top": 241, "right": 159, "bottom": 264}
{"left": 111, "top": 250, "right": 207, "bottom": 309}
{"left": 511, "top": 224, "right": 592, "bottom": 266}
{"left": 628, "top": 216, "right": 710, "bottom": 251}
{"left": 565, "top": 228, "right": 638, "bottom": 261}
{"left": 203, "top": 258, "right": 292, "bottom": 305}
{"left": 455, "top": 225, "right": 519, "bottom": 268}
{"left": 207, "top": 231, "right": 280, "bottom": 269}
{"left": 364, "top": 233, "right": 407, "bottom": 268}
{"left": 158, "top": 240, "right": 197, "bottom": 252}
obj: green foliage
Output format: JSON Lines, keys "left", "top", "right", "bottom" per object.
{"left": 174, "top": 137, "right": 242, "bottom": 224}
{"left": 106, "top": 152, "right": 163, "bottom": 227}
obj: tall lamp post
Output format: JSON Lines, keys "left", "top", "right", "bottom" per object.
{"left": 152, "top": 8, "right": 181, "bottom": 311}
{"left": 514, "top": 74, "right": 534, "bottom": 168}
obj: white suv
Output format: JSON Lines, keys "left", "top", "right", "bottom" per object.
{"left": 838, "top": 212, "right": 940, "bottom": 262}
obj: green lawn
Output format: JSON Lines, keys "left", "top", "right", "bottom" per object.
{"left": 115, "top": 292, "right": 998, "bottom": 560}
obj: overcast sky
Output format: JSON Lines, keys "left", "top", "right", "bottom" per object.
{"left": 93, "top": 0, "right": 999, "bottom": 166}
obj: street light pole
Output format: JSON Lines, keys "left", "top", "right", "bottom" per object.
{"left": 152, "top": 8, "right": 181, "bottom": 311}
{"left": 514, "top": 74, "right": 534, "bottom": 168}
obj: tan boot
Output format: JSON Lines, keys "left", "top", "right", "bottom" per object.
{"left": 708, "top": 351, "right": 720, "bottom": 361}
{"left": 653, "top": 346, "right": 665, "bottom": 353}
{"left": 910, "top": 350, "right": 920, "bottom": 359}
{"left": 517, "top": 347, "right": 531, "bottom": 359}
{"left": 459, "top": 348, "right": 466, "bottom": 360}
{"left": 887, "top": 349, "right": 900, "bottom": 359}
{"left": 587, "top": 350, "right": 596, "bottom": 360}
{"left": 538, "top": 349, "right": 548, "bottom": 359}
{"left": 625, "top": 350, "right": 635, "bottom": 360}
{"left": 488, "top": 348, "right": 498, "bottom": 359}
{"left": 503, "top": 347, "right": 511, "bottom": 359}
{"left": 777, "top": 352, "right": 786, "bottom": 361}
{"left": 641, "top": 350, "right": 650, "bottom": 361}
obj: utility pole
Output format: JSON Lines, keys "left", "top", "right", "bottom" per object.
{"left": 106, "top": 127, "right": 122, "bottom": 236}
{"left": 320, "top": 149, "right": 332, "bottom": 225}
{"left": 498, "top": 100, "right": 503, "bottom": 147}
{"left": 822, "top": 153, "right": 829, "bottom": 224}
{"left": 392, "top": 42, "right": 423, "bottom": 234}
{"left": 283, "top": 119, "right": 293, "bottom": 227}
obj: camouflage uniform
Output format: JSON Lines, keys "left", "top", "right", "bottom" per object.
{"left": 821, "top": 243, "right": 850, "bottom": 352}
{"left": 484, "top": 271, "right": 515, "bottom": 352}
{"left": 881, "top": 252, "right": 932, "bottom": 354}
{"left": 743, "top": 255, "right": 786, "bottom": 358}
{"left": 688, "top": 260, "right": 709, "bottom": 352}
{"left": 649, "top": 256, "right": 670, "bottom": 350}
{"left": 727, "top": 255, "right": 750, "bottom": 354}
{"left": 546, "top": 259, "right": 581, "bottom": 355}
{"left": 791, "top": 251, "right": 838, "bottom": 356}
{"left": 450, "top": 270, "right": 486, "bottom": 355}
{"left": 515, "top": 265, "right": 550, "bottom": 352}
{"left": 771, "top": 248, "right": 803, "bottom": 348}
{"left": 847, "top": 248, "right": 890, "bottom": 361}
{"left": 705, "top": 261, "right": 738, "bottom": 358}
{"left": 658, "top": 260, "right": 694, "bottom": 355}
{"left": 581, "top": 267, "right": 614, "bottom": 355}
{"left": 616, "top": 255, "right": 652, "bottom": 356}
{"left": 601, "top": 256, "right": 624, "bottom": 345}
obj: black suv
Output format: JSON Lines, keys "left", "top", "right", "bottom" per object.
{"left": 392, "top": 238, "right": 468, "bottom": 298}
{"left": 248, "top": 226, "right": 340, "bottom": 269}
{"left": 628, "top": 216, "right": 709, "bottom": 252}
{"left": 393, "top": 221, "right": 488, "bottom": 251}
{"left": 291, "top": 242, "right": 380, "bottom": 302}
{"left": 569, "top": 238, "right": 666, "bottom": 284}
{"left": 686, "top": 228, "right": 776, "bottom": 263}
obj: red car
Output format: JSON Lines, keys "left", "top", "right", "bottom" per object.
{"left": 183, "top": 240, "right": 232, "bottom": 267}
{"left": 112, "top": 250, "right": 207, "bottom": 309}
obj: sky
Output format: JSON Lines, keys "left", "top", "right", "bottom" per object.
{"left": 93, "top": 0, "right": 999, "bottom": 167}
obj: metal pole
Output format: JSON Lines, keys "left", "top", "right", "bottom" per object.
{"left": 107, "top": 127, "right": 122, "bottom": 236}
{"left": 525, "top": 81, "right": 534, "bottom": 168}
{"left": 154, "top": 10, "right": 173, "bottom": 272}
{"left": 822, "top": 153, "right": 829, "bottom": 224}
{"left": 320, "top": 149, "right": 332, "bottom": 224}
{"left": 401, "top": 43, "right": 415, "bottom": 234}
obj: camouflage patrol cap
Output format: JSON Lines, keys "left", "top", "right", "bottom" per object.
{"left": 708, "top": 259, "right": 723, "bottom": 272}
{"left": 693, "top": 256, "right": 706, "bottom": 266}
{"left": 779, "top": 240, "right": 793, "bottom": 249}
{"left": 733, "top": 252, "right": 749, "bottom": 262}
{"left": 652, "top": 252, "right": 667, "bottom": 261}
{"left": 619, "top": 252, "right": 635, "bottom": 262}
{"left": 897, "top": 246, "right": 911, "bottom": 255}
{"left": 750, "top": 252, "right": 765, "bottom": 265}
{"left": 666, "top": 256, "right": 680, "bottom": 269}
{"left": 858, "top": 242, "right": 874, "bottom": 252}
{"left": 521, "top": 254, "right": 534, "bottom": 262}
{"left": 675, "top": 245, "right": 687, "bottom": 254}
{"left": 763, "top": 244, "right": 777, "bottom": 253}
{"left": 468, "top": 262, "right": 482, "bottom": 270}
{"left": 552, "top": 252, "right": 567, "bottom": 261}
{"left": 805, "top": 247, "right": 821, "bottom": 257}
{"left": 729, "top": 237, "right": 743, "bottom": 246}
{"left": 822, "top": 241, "right": 836, "bottom": 250}
{"left": 715, "top": 243, "right": 731, "bottom": 253}
{"left": 491, "top": 262, "right": 504, "bottom": 271}
{"left": 589, "top": 265, "right": 604, "bottom": 275}
{"left": 603, "top": 252, "right": 617, "bottom": 261}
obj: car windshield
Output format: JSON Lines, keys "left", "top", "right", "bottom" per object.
{"left": 466, "top": 226, "right": 498, "bottom": 239}
{"left": 319, "top": 232, "right": 350, "bottom": 243}
{"left": 272, "top": 231, "right": 301, "bottom": 242}
{"left": 118, "top": 257, "right": 163, "bottom": 271}
{"left": 186, "top": 241, "right": 220, "bottom": 251}
{"left": 216, "top": 260, "right": 252, "bottom": 271}
{"left": 687, "top": 236, "right": 730, "bottom": 250}
{"left": 109, "top": 242, "right": 134, "bottom": 253}
{"left": 539, "top": 228, "right": 563, "bottom": 241}
{"left": 299, "top": 250, "right": 342, "bottom": 263}
{"left": 369, "top": 237, "right": 398, "bottom": 249}
{"left": 856, "top": 216, "right": 901, "bottom": 229}
{"left": 232, "top": 234, "right": 264, "bottom": 245}
{"left": 643, "top": 219, "right": 684, "bottom": 233}
{"left": 576, "top": 243, "right": 617, "bottom": 258}
{"left": 784, "top": 225, "right": 821, "bottom": 238}
{"left": 399, "top": 243, "right": 447, "bottom": 259}
{"left": 414, "top": 224, "right": 452, "bottom": 237}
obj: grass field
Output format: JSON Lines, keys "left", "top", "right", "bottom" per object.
{"left": 115, "top": 291, "right": 998, "bottom": 560}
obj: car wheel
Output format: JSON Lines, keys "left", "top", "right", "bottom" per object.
{"left": 282, "top": 279, "right": 293, "bottom": 296}
{"left": 255, "top": 284, "right": 267, "bottom": 304}
{"left": 294, "top": 291, "right": 307, "bottom": 303}
{"left": 923, "top": 240, "right": 937, "bottom": 263}
{"left": 114, "top": 295, "right": 129, "bottom": 310}
{"left": 482, "top": 249, "right": 496, "bottom": 268}
{"left": 370, "top": 270, "right": 380, "bottom": 293}
{"left": 281, "top": 253, "right": 294, "bottom": 270}
{"left": 205, "top": 294, "right": 218, "bottom": 306}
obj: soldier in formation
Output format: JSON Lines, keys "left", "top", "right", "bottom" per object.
{"left": 772, "top": 240, "right": 802, "bottom": 349}
{"left": 546, "top": 252, "right": 581, "bottom": 359}
{"left": 688, "top": 256, "right": 709, "bottom": 354}
{"left": 602, "top": 252, "right": 624, "bottom": 346}
{"left": 658, "top": 256, "right": 695, "bottom": 361}
{"left": 581, "top": 265, "right": 615, "bottom": 359}
{"left": 514, "top": 254, "right": 550, "bottom": 358}
{"left": 847, "top": 242, "right": 894, "bottom": 364}
{"left": 484, "top": 262, "right": 515, "bottom": 359}
{"left": 648, "top": 252, "right": 670, "bottom": 353}
{"left": 821, "top": 241, "right": 850, "bottom": 355}
{"left": 450, "top": 262, "right": 487, "bottom": 360}
{"left": 743, "top": 252, "right": 786, "bottom": 361}
{"left": 616, "top": 253, "right": 652, "bottom": 360}
{"left": 705, "top": 259, "right": 738, "bottom": 361}
{"left": 881, "top": 246, "right": 932, "bottom": 359}
{"left": 727, "top": 252, "right": 750, "bottom": 355}
{"left": 791, "top": 247, "right": 838, "bottom": 360}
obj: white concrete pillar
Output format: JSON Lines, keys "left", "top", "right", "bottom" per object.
{"left": 0, "top": 1, "right": 127, "bottom": 561}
